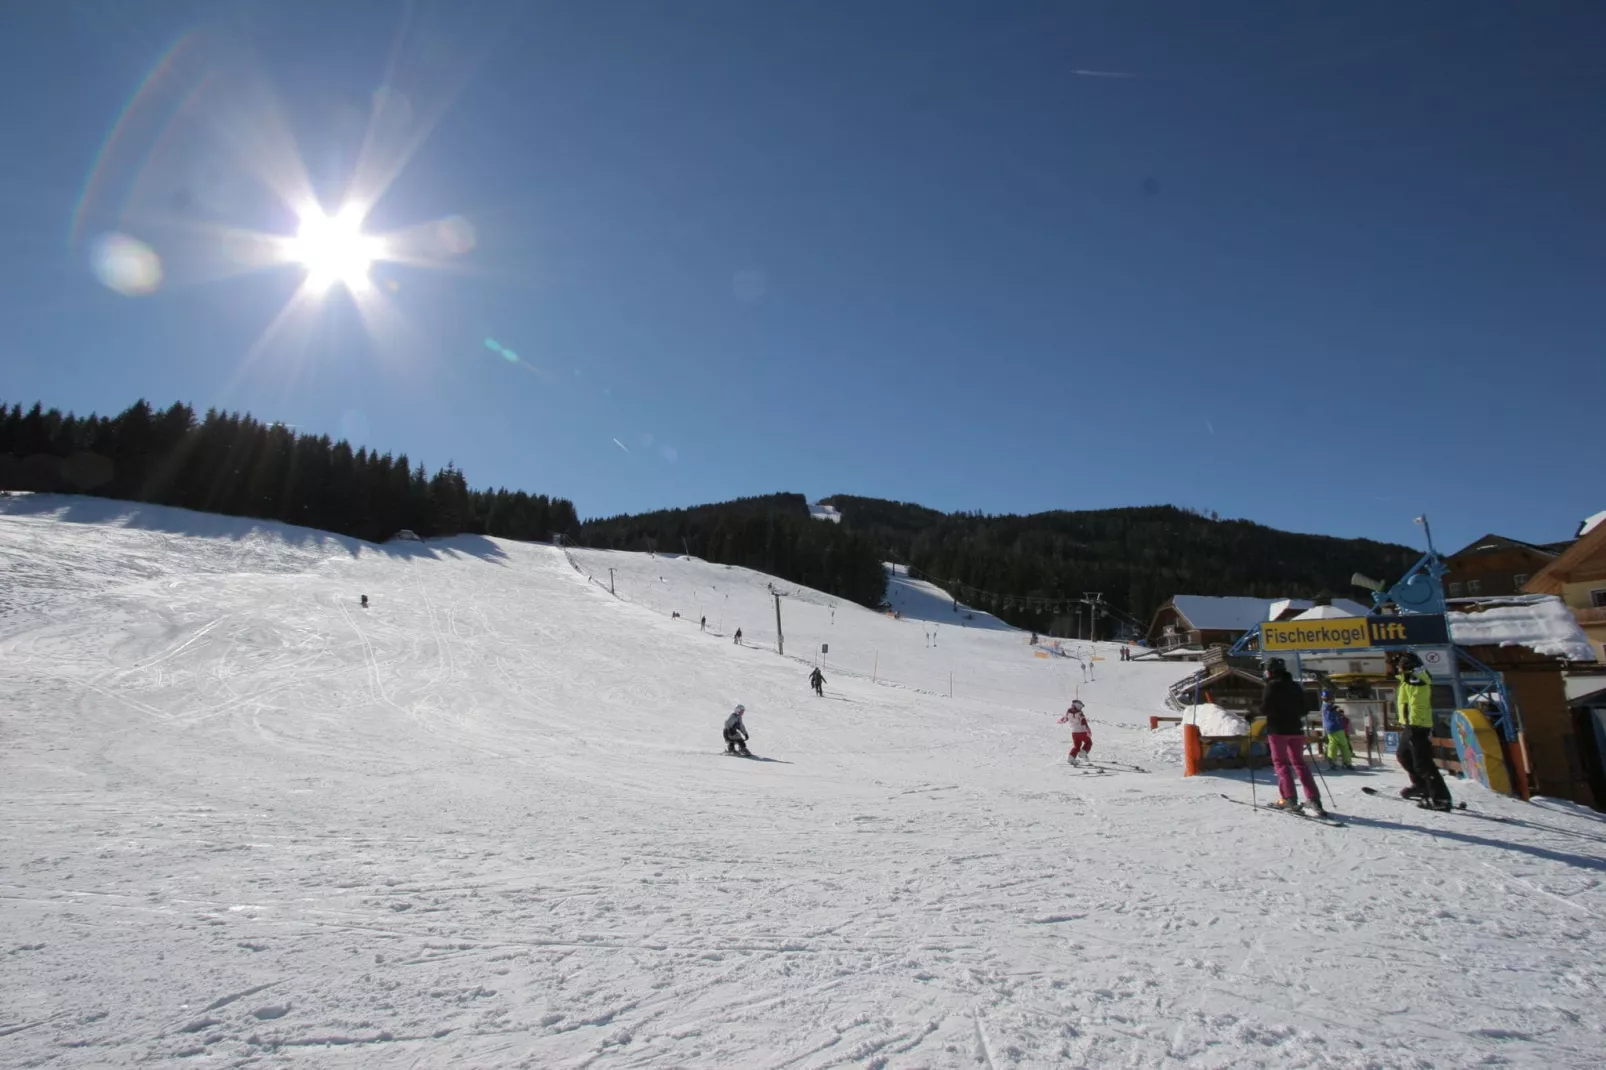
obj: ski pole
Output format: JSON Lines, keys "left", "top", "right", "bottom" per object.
{"left": 1310, "top": 744, "right": 1334, "bottom": 810}
{"left": 1249, "top": 745, "right": 1257, "bottom": 809}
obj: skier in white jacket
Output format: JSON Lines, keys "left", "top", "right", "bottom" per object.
{"left": 1058, "top": 700, "right": 1092, "bottom": 764}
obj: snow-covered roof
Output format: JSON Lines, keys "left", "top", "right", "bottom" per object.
{"left": 1169, "top": 595, "right": 1279, "bottom": 632}
{"left": 1292, "top": 604, "right": 1353, "bottom": 621}
{"left": 1268, "top": 598, "right": 1314, "bottom": 620}
{"left": 1580, "top": 509, "right": 1606, "bottom": 538}
{"left": 1169, "top": 595, "right": 1372, "bottom": 631}
{"left": 1447, "top": 595, "right": 1597, "bottom": 661}
{"left": 1289, "top": 598, "right": 1371, "bottom": 620}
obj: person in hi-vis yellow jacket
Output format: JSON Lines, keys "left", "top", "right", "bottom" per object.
{"left": 1392, "top": 651, "right": 1452, "bottom": 810}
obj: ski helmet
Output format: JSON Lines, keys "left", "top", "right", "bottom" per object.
{"left": 1320, "top": 688, "right": 1333, "bottom": 700}
{"left": 1397, "top": 651, "right": 1422, "bottom": 670}
{"left": 734, "top": 704, "right": 745, "bottom": 714}
{"left": 1265, "top": 657, "right": 1287, "bottom": 677}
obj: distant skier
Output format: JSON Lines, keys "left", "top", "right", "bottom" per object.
{"left": 1321, "top": 690, "right": 1355, "bottom": 770}
{"left": 1392, "top": 652, "right": 1453, "bottom": 810}
{"left": 360, "top": 594, "right": 369, "bottom": 609}
{"left": 700, "top": 615, "right": 707, "bottom": 631}
{"left": 1260, "top": 658, "right": 1324, "bottom": 816}
{"left": 723, "top": 704, "right": 751, "bottom": 756}
{"left": 809, "top": 667, "right": 825, "bottom": 697}
{"left": 1058, "top": 700, "right": 1093, "bottom": 764}
{"left": 733, "top": 628, "right": 743, "bottom": 645}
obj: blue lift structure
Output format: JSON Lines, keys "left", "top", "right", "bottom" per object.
{"left": 1228, "top": 518, "right": 1523, "bottom": 743}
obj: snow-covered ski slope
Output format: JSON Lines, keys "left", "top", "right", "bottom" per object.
{"left": 3, "top": 495, "right": 1604, "bottom": 1069}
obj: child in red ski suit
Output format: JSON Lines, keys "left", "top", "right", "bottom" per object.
{"left": 1058, "top": 700, "right": 1092, "bottom": 764}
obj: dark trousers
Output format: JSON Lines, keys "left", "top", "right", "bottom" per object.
{"left": 724, "top": 728, "right": 749, "bottom": 752}
{"left": 1397, "top": 725, "right": 1451, "bottom": 803}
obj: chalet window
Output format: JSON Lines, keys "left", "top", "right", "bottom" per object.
{"left": 1466, "top": 579, "right": 1483, "bottom": 596}
{"left": 1513, "top": 573, "right": 1528, "bottom": 589}
{"left": 1448, "top": 582, "right": 1464, "bottom": 597}
{"left": 1592, "top": 589, "right": 1606, "bottom": 608}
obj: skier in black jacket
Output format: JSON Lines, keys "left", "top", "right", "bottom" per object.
{"left": 809, "top": 667, "right": 825, "bottom": 696}
{"left": 723, "top": 704, "right": 750, "bottom": 755}
{"left": 1260, "top": 658, "right": 1324, "bottom": 815}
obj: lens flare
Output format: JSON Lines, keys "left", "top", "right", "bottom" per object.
{"left": 90, "top": 232, "right": 164, "bottom": 295}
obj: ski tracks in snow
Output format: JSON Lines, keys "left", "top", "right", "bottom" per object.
{"left": 2, "top": 501, "right": 1605, "bottom": 1067}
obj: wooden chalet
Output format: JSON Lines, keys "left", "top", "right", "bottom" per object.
{"left": 1146, "top": 594, "right": 1370, "bottom": 658}
{"left": 1523, "top": 510, "right": 1606, "bottom": 663}
{"left": 1447, "top": 595, "right": 1601, "bottom": 809}
{"left": 1445, "top": 533, "right": 1569, "bottom": 600}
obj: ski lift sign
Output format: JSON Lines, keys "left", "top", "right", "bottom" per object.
{"left": 1260, "top": 613, "right": 1450, "bottom": 652}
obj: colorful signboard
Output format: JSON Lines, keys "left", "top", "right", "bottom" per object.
{"left": 1452, "top": 707, "right": 1514, "bottom": 795}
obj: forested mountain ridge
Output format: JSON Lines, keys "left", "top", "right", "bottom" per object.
{"left": 0, "top": 399, "right": 578, "bottom": 545}
{"left": 578, "top": 494, "right": 887, "bottom": 608}
{"left": 822, "top": 494, "right": 1418, "bottom": 630}
{"left": 2, "top": 398, "right": 1418, "bottom": 628}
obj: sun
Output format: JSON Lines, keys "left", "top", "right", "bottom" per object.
{"left": 286, "top": 203, "right": 384, "bottom": 292}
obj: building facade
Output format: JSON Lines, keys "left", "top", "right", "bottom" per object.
{"left": 1444, "top": 533, "right": 1566, "bottom": 600}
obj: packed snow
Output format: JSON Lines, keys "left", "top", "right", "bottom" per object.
{"left": 1448, "top": 595, "right": 1598, "bottom": 661}
{"left": 3, "top": 494, "right": 1605, "bottom": 1068}
{"left": 1180, "top": 703, "right": 1250, "bottom": 737}
{"left": 1580, "top": 509, "right": 1605, "bottom": 538}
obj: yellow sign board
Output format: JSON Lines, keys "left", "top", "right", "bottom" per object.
{"left": 1261, "top": 618, "right": 1372, "bottom": 651}
{"left": 1261, "top": 614, "right": 1449, "bottom": 652}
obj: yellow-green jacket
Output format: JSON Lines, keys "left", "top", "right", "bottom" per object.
{"left": 1396, "top": 670, "right": 1434, "bottom": 728}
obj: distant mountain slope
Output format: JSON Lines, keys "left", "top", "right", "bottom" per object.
{"left": 576, "top": 492, "right": 1419, "bottom": 633}
{"left": 822, "top": 496, "right": 1417, "bottom": 632}
{"left": 578, "top": 493, "right": 886, "bottom": 607}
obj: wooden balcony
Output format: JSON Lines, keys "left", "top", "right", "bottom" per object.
{"left": 1572, "top": 605, "right": 1606, "bottom": 627}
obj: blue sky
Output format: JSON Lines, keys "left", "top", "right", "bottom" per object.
{"left": 1, "top": 1, "right": 1601, "bottom": 552}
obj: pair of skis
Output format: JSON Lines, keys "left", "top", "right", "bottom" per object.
{"left": 1360, "top": 786, "right": 1468, "bottom": 812}
{"left": 1218, "top": 793, "right": 1347, "bottom": 827}
{"left": 1067, "top": 758, "right": 1149, "bottom": 774}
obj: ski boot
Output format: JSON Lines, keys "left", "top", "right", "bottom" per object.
{"left": 1399, "top": 786, "right": 1424, "bottom": 800}
{"left": 1267, "top": 798, "right": 1301, "bottom": 813}
{"left": 1417, "top": 798, "right": 1453, "bottom": 812}
{"left": 1302, "top": 799, "right": 1328, "bottom": 819}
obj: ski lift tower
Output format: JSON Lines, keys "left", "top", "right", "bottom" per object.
{"left": 1082, "top": 593, "right": 1105, "bottom": 641}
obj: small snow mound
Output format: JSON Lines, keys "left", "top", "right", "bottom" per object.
{"left": 1182, "top": 703, "right": 1249, "bottom": 737}
{"left": 1146, "top": 724, "right": 1186, "bottom": 767}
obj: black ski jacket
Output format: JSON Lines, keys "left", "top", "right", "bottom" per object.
{"left": 1260, "top": 674, "right": 1309, "bottom": 736}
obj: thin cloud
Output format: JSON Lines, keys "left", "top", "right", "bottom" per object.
{"left": 1071, "top": 69, "right": 1137, "bottom": 79}
{"left": 1206, "top": 419, "right": 1216, "bottom": 435}
{"left": 612, "top": 438, "right": 630, "bottom": 453}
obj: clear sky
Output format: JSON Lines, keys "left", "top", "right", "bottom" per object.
{"left": 1, "top": 0, "right": 1601, "bottom": 552}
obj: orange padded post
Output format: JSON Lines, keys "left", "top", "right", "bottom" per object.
{"left": 1183, "top": 723, "right": 1201, "bottom": 777}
